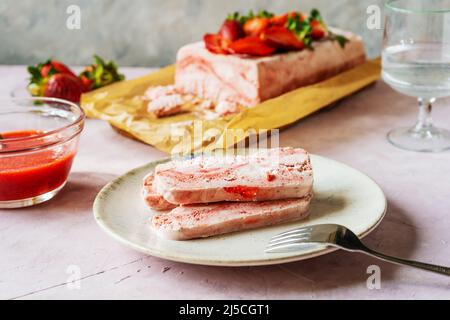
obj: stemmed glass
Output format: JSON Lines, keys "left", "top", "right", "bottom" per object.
{"left": 382, "top": 0, "right": 450, "bottom": 152}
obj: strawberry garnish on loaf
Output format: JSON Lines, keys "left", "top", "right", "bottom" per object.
{"left": 270, "top": 12, "right": 306, "bottom": 26}
{"left": 262, "top": 26, "right": 305, "bottom": 50}
{"left": 228, "top": 36, "right": 275, "bottom": 56}
{"left": 203, "top": 9, "right": 349, "bottom": 56}
{"left": 243, "top": 17, "right": 271, "bottom": 37}
{"left": 219, "top": 20, "right": 245, "bottom": 41}
{"left": 204, "top": 34, "right": 231, "bottom": 54}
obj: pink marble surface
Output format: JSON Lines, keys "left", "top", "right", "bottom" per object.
{"left": 0, "top": 65, "right": 449, "bottom": 300}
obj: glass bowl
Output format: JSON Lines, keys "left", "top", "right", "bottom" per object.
{"left": 0, "top": 97, "right": 85, "bottom": 208}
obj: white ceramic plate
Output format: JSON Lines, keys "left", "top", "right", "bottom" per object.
{"left": 94, "top": 155, "right": 387, "bottom": 267}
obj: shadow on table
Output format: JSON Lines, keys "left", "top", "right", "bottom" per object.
{"left": 273, "top": 199, "right": 421, "bottom": 290}
{"left": 159, "top": 199, "right": 431, "bottom": 298}
{"left": 24, "top": 172, "right": 117, "bottom": 215}
{"left": 279, "top": 82, "right": 419, "bottom": 154}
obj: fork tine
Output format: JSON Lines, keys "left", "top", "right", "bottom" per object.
{"left": 271, "top": 230, "right": 311, "bottom": 241}
{"left": 269, "top": 233, "right": 311, "bottom": 244}
{"left": 270, "top": 227, "right": 312, "bottom": 240}
{"left": 265, "top": 242, "right": 315, "bottom": 253}
{"left": 267, "top": 236, "right": 311, "bottom": 248}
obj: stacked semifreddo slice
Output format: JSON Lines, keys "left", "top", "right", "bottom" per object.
{"left": 142, "top": 148, "right": 314, "bottom": 240}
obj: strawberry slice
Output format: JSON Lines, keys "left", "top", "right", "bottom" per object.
{"left": 204, "top": 34, "right": 231, "bottom": 54}
{"left": 243, "top": 18, "right": 270, "bottom": 37}
{"left": 270, "top": 13, "right": 290, "bottom": 26}
{"left": 310, "top": 20, "right": 327, "bottom": 40}
{"left": 270, "top": 12, "right": 305, "bottom": 26}
{"left": 228, "top": 36, "right": 275, "bottom": 56}
{"left": 44, "top": 74, "right": 83, "bottom": 104}
{"left": 219, "top": 20, "right": 244, "bottom": 41}
{"left": 262, "top": 26, "right": 305, "bottom": 50}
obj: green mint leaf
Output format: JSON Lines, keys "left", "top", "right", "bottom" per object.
{"left": 335, "top": 35, "right": 349, "bottom": 48}
{"left": 310, "top": 8, "right": 323, "bottom": 22}
{"left": 227, "top": 12, "right": 241, "bottom": 22}
{"left": 94, "top": 55, "right": 106, "bottom": 68}
{"left": 27, "top": 66, "right": 43, "bottom": 84}
{"left": 304, "top": 37, "right": 313, "bottom": 49}
{"left": 257, "top": 10, "right": 274, "bottom": 19}
{"left": 226, "top": 10, "right": 274, "bottom": 25}
{"left": 47, "top": 68, "right": 57, "bottom": 77}
{"left": 27, "top": 66, "right": 40, "bottom": 78}
{"left": 328, "top": 32, "right": 349, "bottom": 48}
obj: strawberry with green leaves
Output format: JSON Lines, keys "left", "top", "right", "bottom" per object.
{"left": 79, "top": 55, "right": 125, "bottom": 92}
{"left": 44, "top": 73, "right": 83, "bottom": 103}
{"left": 27, "top": 60, "right": 82, "bottom": 103}
{"left": 27, "top": 56, "right": 125, "bottom": 104}
{"left": 287, "top": 9, "right": 349, "bottom": 48}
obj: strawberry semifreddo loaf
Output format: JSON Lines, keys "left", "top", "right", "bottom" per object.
{"left": 145, "top": 9, "right": 367, "bottom": 117}
{"left": 175, "top": 30, "right": 365, "bottom": 107}
{"left": 152, "top": 195, "right": 313, "bottom": 240}
{"left": 153, "top": 148, "right": 314, "bottom": 205}
{"left": 174, "top": 9, "right": 366, "bottom": 107}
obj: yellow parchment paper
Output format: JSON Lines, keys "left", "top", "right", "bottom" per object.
{"left": 81, "top": 59, "right": 381, "bottom": 154}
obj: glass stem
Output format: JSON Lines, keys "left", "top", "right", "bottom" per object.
{"left": 415, "top": 98, "right": 435, "bottom": 132}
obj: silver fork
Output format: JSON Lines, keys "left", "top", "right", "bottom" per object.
{"left": 266, "top": 224, "right": 450, "bottom": 276}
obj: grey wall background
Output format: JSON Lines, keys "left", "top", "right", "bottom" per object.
{"left": 0, "top": 0, "right": 384, "bottom": 67}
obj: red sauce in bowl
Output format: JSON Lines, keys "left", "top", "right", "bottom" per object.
{"left": 0, "top": 130, "right": 75, "bottom": 201}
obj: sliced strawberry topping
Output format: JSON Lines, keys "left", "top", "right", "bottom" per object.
{"left": 204, "top": 34, "right": 231, "bottom": 54}
{"left": 228, "top": 36, "right": 275, "bottom": 56}
{"left": 310, "top": 20, "right": 327, "bottom": 40}
{"left": 243, "top": 18, "right": 270, "bottom": 37}
{"left": 270, "top": 13, "right": 289, "bottom": 26}
{"left": 262, "top": 27, "right": 305, "bottom": 50}
{"left": 219, "top": 20, "right": 244, "bottom": 41}
{"left": 203, "top": 9, "right": 345, "bottom": 57}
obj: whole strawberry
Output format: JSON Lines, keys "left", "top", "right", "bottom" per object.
{"left": 27, "top": 59, "right": 82, "bottom": 103}
{"left": 40, "top": 60, "right": 77, "bottom": 78}
{"left": 219, "top": 20, "right": 244, "bottom": 41}
{"left": 44, "top": 74, "right": 83, "bottom": 104}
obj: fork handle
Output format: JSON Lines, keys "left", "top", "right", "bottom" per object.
{"left": 358, "top": 247, "right": 450, "bottom": 276}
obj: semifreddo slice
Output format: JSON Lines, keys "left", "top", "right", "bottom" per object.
{"left": 152, "top": 194, "right": 313, "bottom": 240}
{"left": 153, "top": 148, "right": 314, "bottom": 205}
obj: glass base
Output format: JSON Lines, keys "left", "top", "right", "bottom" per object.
{"left": 388, "top": 126, "right": 450, "bottom": 153}
{"left": 0, "top": 182, "right": 66, "bottom": 209}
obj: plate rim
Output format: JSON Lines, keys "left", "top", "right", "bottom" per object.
{"left": 93, "top": 155, "right": 387, "bottom": 267}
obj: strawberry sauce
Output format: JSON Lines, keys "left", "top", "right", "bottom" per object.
{"left": 0, "top": 130, "right": 75, "bottom": 201}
